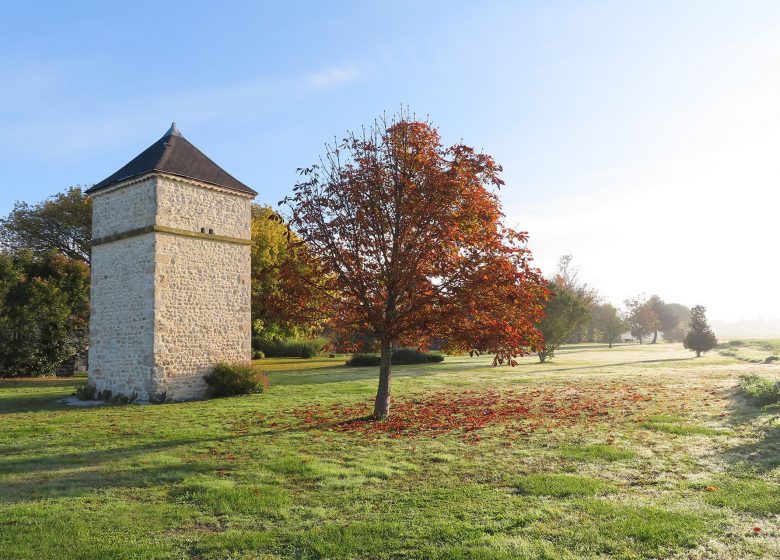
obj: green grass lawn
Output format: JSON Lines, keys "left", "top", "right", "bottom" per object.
{"left": 718, "top": 339, "right": 780, "bottom": 364}
{"left": 2, "top": 343, "right": 780, "bottom": 559}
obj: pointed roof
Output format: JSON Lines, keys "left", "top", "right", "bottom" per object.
{"left": 86, "top": 123, "right": 257, "bottom": 196}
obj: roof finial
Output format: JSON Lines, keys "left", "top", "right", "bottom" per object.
{"left": 165, "top": 122, "right": 182, "bottom": 137}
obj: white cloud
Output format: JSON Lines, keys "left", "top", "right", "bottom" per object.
{"left": 308, "top": 64, "right": 362, "bottom": 91}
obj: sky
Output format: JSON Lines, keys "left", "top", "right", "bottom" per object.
{"left": 1, "top": 1, "right": 779, "bottom": 328}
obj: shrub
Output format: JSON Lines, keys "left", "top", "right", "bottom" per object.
{"left": 739, "top": 373, "right": 780, "bottom": 407}
{"left": 346, "top": 348, "right": 445, "bottom": 367}
{"left": 150, "top": 391, "right": 170, "bottom": 404}
{"left": 73, "top": 384, "right": 138, "bottom": 403}
{"left": 346, "top": 354, "right": 381, "bottom": 367}
{"left": 74, "top": 383, "right": 96, "bottom": 401}
{"left": 251, "top": 336, "right": 263, "bottom": 352}
{"left": 392, "top": 348, "right": 433, "bottom": 364}
{"left": 755, "top": 340, "right": 780, "bottom": 352}
{"left": 256, "top": 338, "right": 326, "bottom": 359}
{"left": 114, "top": 392, "right": 138, "bottom": 404}
{"left": 765, "top": 356, "right": 779, "bottom": 364}
{"left": 204, "top": 362, "right": 269, "bottom": 398}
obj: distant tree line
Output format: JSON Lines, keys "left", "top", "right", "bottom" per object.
{"left": 0, "top": 188, "right": 92, "bottom": 377}
{"left": 536, "top": 255, "right": 715, "bottom": 360}
{"left": 0, "top": 186, "right": 92, "bottom": 263}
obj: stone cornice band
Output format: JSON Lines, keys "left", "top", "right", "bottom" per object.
{"left": 88, "top": 172, "right": 256, "bottom": 199}
{"left": 91, "top": 225, "right": 253, "bottom": 247}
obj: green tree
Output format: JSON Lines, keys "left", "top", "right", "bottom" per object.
{"left": 646, "top": 295, "right": 687, "bottom": 344}
{"left": 591, "top": 303, "right": 627, "bottom": 348}
{"left": 661, "top": 303, "right": 691, "bottom": 342}
{"left": 554, "top": 255, "right": 599, "bottom": 305}
{"left": 625, "top": 296, "right": 660, "bottom": 344}
{"left": 0, "top": 252, "right": 90, "bottom": 377}
{"left": 683, "top": 305, "right": 718, "bottom": 357}
{"left": 554, "top": 255, "right": 599, "bottom": 343}
{"left": 537, "top": 283, "right": 591, "bottom": 362}
{"left": 0, "top": 186, "right": 92, "bottom": 262}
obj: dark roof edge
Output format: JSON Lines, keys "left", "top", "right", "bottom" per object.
{"left": 85, "top": 170, "right": 258, "bottom": 197}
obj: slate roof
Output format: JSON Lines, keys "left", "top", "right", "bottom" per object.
{"left": 86, "top": 123, "right": 257, "bottom": 196}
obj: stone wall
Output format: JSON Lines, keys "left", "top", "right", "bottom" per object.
{"left": 91, "top": 178, "right": 157, "bottom": 239}
{"left": 156, "top": 177, "right": 251, "bottom": 239}
{"left": 88, "top": 234, "right": 155, "bottom": 398}
{"left": 88, "top": 175, "right": 252, "bottom": 401}
{"left": 152, "top": 234, "right": 251, "bottom": 399}
{"left": 151, "top": 176, "right": 251, "bottom": 399}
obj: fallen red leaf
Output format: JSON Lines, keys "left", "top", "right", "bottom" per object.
{"left": 289, "top": 384, "right": 660, "bottom": 441}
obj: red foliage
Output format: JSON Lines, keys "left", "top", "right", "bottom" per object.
{"left": 279, "top": 111, "right": 549, "bottom": 416}
{"left": 292, "top": 384, "right": 656, "bottom": 441}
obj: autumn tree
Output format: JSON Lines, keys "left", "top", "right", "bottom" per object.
{"left": 625, "top": 295, "right": 660, "bottom": 344}
{"left": 281, "top": 111, "right": 548, "bottom": 418}
{"left": 0, "top": 187, "right": 92, "bottom": 263}
{"left": 250, "top": 204, "right": 323, "bottom": 345}
{"left": 591, "top": 303, "right": 627, "bottom": 348}
{"left": 536, "top": 282, "right": 591, "bottom": 362}
{"left": 683, "top": 305, "right": 718, "bottom": 357}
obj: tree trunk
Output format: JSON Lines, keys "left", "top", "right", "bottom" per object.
{"left": 373, "top": 339, "right": 393, "bottom": 419}
{"left": 651, "top": 331, "right": 658, "bottom": 344}
{"left": 538, "top": 352, "right": 547, "bottom": 363}
{"left": 608, "top": 341, "right": 613, "bottom": 348}
{"left": 696, "top": 350, "right": 701, "bottom": 358}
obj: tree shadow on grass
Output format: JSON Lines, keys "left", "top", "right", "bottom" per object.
{"left": 0, "top": 435, "right": 244, "bottom": 504}
{"left": 718, "top": 389, "right": 780, "bottom": 472}
{"left": 554, "top": 343, "right": 639, "bottom": 354}
{"left": 0, "top": 437, "right": 205, "bottom": 475}
{"left": 0, "top": 378, "right": 81, "bottom": 415}
{"left": 272, "top": 357, "right": 697, "bottom": 387}
{"left": 0, "top": 462, "right": 212, "bottom": 504}
{"left": 515, "top": 357, "right": 696, "bottom": 373}
{"left": 272, "top": 363, "right": 446, "bottom": 386}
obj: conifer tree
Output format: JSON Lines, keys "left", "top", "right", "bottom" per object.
{"left": 683, "top": 305, "right": 718, "bottom": 357}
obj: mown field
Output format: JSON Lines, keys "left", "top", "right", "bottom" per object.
{"left": 2, "top": 343, "right": 780, "bottom": 559}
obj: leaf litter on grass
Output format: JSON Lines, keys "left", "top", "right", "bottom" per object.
{"left": 291, "top": 383, "right": 661, "bottom": 442}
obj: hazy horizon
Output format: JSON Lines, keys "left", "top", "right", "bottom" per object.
{"left": 1, "top": 1, "right": 778, "bottom": 329}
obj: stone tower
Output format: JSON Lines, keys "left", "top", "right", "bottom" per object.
{"left": 86, "top": 124, "right": 257, "bottom": 401}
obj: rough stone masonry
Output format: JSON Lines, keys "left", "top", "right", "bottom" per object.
{"left": 85, "top": 124, "right": 257, "bottom": 401}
